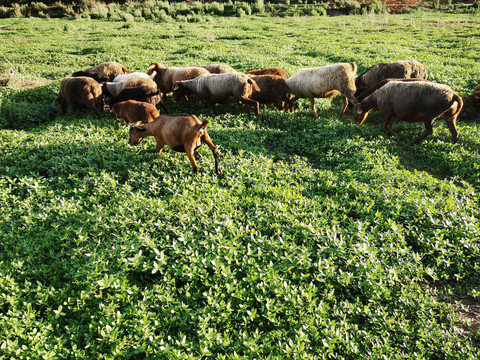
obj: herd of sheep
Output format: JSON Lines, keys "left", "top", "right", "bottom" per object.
{"left": 54, "top": 60, "right": 480, "bottom": 175}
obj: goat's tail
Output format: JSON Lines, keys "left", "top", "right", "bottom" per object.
{"left": 197, "top": 119, "right": 209, "bottom": 134}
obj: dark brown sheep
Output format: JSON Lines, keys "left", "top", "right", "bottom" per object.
{"left": 464, "top": 84, "right": 480, "bottom": 115}
{"left": 354, "top": 80, "right": 463, "bottom": 145}
{"left": 245, "top": 74, "right": 294, "bottom": 113}
{"left": 129, "top": 115, "right": 222, "bottom": 176}
{"left": 54, "top": 77, "right": 104, "bottom": 119}
{"left": 109, "top": 86, "right": 168, "bottom": 114}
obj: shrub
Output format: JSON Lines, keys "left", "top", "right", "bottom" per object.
{"left": 252, "top": 0, "right": 265, "bottom": 14}
{"left": 234, "top": 2, "right": 252, "bottom": 16}
{"left": 203, "top": 2, "right": 225, "bottom": 15}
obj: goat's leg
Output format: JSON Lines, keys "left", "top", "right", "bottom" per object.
{"left": 202, "top": 131, "right": 222, "bottom": 176}
{"left": 409, "top": 119, "right": 434, "bottom": 145}
{"left": 184, "top": 143, "right": 199, "bottom": 173}
{"left": 309, "top": 97, "right": 318, "bottom": 119}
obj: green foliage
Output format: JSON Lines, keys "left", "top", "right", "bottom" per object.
{"left": 1, "top": 15, "right": 480, "bottom": 359}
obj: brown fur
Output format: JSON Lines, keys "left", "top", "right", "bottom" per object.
{"left": 464, "top": 84, "right": 480, "bottom": 111}
{"left": 110, "top": 100, "right": 160, "bottom": 124}
{"left": 247, "top": 67, "right": 290, "bottom": 80}
{"left": 129, "top": 115, "right": 222, "bottom": 175}
{"left": 356, "top": 78, "right": 430, "bottom": 102}
{"left": 245, "top": 75, "right": 294, "bottom": 113}
{"left": 54, "top": 77, "right": 103, "bottom": 119}
{"left": 354, "top": 81, "right": 463, "bottom": 145}
{"left": 147, "top": 63, "right": 209, "bottom": 96}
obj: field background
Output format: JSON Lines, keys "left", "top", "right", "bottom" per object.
{"left": 1, "top": 12, "right": 480, "bottom": 359}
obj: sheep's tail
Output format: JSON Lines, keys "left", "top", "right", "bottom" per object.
{"left": 248, "top": 78, "right": 261, "bottom": 92}
{"left": 350, "top": 62, "right": 358, "bottom": 75}
{"left": 450, "top": 93, "right": 463, "bottom": 115}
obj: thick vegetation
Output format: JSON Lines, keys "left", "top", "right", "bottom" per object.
{"left": 1, "top": 14, "right": 480, "bottom": 359}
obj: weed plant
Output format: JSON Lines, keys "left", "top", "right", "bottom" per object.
{"left": 0, "top": 14, "right": 480, "bottom": 359}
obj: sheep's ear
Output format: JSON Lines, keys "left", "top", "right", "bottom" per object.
{"left": 131, "top": 121, "right": 147, "bottom": 131}
{"left": 354, "top": 105, "right": 363, "bottom": 115}
{"left": 173, "top": 82, "right": 181, "bottom": 91}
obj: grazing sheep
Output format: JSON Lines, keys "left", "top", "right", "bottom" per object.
{"left": 286, "top": 63, "right": 358, "bottom": 118}
{"left": 72, "top": 61, "right": 131, "bottom": 82}
{"left": 246, "top": 74, "right": 294, "bottom": 113}
{"left": 193, "top": 64, "right": 237, "bottom": 74}
{"left": 247, "top": 67, "right": 290, "bottom": 80}
{"left": 354, "top": 80, "right": 463, "bottom": 145}
{"left": 464, "top": 84, "right": 480, "bottom": 116}
{"left": 129, "top": 115, "right": 222, "bottom": 176}
{"left": 356, "top": 77, "right": 429, "bottom": 103}
{"left": 54, "top": 76, "right": 104, "bottom": 119}
{"left": 172, "top": 73, "right": 261, "bottom": 119}
{"left": 71, "top": 71, "right": 109, "bottom": 83}
{"left": 109, "top": 86, "right": 168, "bottom": 114}
{"left": 104, "top": 77, "right": 158, "bottom": 98}
{"left": 146, "top": 63, "right": 209, "bottom": 97}
{"left": 112, "top": 71, "right": 155, "bottom": 83}
{"left": 355, "top": 60, "right": 428, "bottom": 96}
{"left": 110, "top": 100, "right": 160, "bottom": 124}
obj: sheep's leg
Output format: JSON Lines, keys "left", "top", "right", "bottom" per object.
{"left": 240, "top": 97, "right": 260, "bottom": 120}
{"left": 384, "top": 115, "right": 398, "bottom": 137}
{"left": 444, "top": 114, "right": 459, "bottom": 143}
{"left": 409, "top": 119, "right": 434, "bottom": 145}
{"left": 309, "top": 98, "right": 318, "bottom": 119}
{"left": 339, "top": 95, "right": 349, "bottom": 116}
{"left": 155, "top": 141, "right": 165, "bottom": 154}
{"left": 202, "top": 131, "right": 222, "bottom": 176}
{"left": 88, "top": 100, "right": 102, "bottom": 119}
{"left": 56, "top": 97, "right": 68, "bottom": 114}
{"left": 184, "top": 143, "right": 199, "bottom": 174}
{"left": 157, "top": 101, "right": 169, "bottom": 114}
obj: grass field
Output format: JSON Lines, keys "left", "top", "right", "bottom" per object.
{"left": 1, "top": 12, "right": 480, "bottom": 359}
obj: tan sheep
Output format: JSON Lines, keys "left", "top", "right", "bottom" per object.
{"left": 286, "top": 63, "right": 358, "bottom": 118}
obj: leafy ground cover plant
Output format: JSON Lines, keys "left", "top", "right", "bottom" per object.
{"left": 0, "top": 14, "right": 480, "bottom": 359}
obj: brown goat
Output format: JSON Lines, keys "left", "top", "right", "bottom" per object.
{"left": 247, "top": 67, "right": 290, "bottom": 80}
{"left": 354, "top": 80, "right": 463, "bottom": 145}
{"left": 129, "top": 115, "right": 222, "bottom": 175}
{"left": 110, "top": 100, "right": 160, "bottom": 124}
{"left": 245, "top": 75, "right": 294, "bottom": 113}
{"left": 54, "top": 77, "right": 103, "bottom": 118}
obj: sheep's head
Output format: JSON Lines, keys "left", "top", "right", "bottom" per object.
{"left": 129, "top": 122, "right": 148, "bottom": 145}
{"left": 172, "top": 81, "right": 190, "bottom": 101}
{"left": 353, "top": 104, "right": 371, "bottom": 125}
